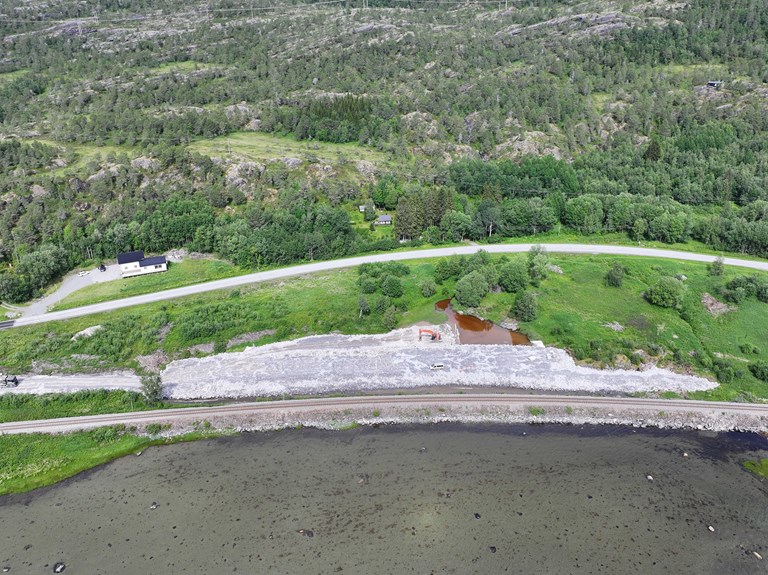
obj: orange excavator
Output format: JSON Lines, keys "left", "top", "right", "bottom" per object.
{"left": 419, "top": 329, "right": 441, "bottom": 342}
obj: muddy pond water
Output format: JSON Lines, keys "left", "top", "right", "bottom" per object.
{"left": 2, "top": 424, "right": 767, "bottom": 574}
{"left": 436, "top": 299, "right": 531, "bottom": 345}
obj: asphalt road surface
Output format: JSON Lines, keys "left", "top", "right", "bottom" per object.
{"left": 6, "top": 244, "right": 766, "bottom": 329}
{"left": 1, "top": 394, "right": 767, "bottom": 434}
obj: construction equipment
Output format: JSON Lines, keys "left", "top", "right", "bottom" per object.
{"left": 1, "top": 374, "right": 19, "bottom": 387}
{"left": 418, "top": 329, "right": 441, "bottom": 342}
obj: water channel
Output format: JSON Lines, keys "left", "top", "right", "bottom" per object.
{"left": 436, "top": 299, "right": 531, "bottom": 345}
{"left": 2, "top": 425, "right": 766, "bottom": 574}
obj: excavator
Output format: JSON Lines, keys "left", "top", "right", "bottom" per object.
{"left": 418, "top": 329, "right": 441, "bottom": 342}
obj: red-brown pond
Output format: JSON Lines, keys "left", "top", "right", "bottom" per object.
{"left": 435, "top": 299, "right": 530, "bottom": 345}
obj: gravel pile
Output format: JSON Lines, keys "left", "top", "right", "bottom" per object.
{"left": 162, "top": 328, "right": 717, "bottom": 399}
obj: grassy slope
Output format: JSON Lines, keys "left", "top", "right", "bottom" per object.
{"left": 43, "top": 237, "right": 759, "bottom": 313}
{"left": 0, "top": 390, "right": 174, "bottom": 424}
{"left": 51, "top": 258, "right": 241, "bottom": 311}
{"left": 4, "top": 254, "right": 768, "bottom": 399}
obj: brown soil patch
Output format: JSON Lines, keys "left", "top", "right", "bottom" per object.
{"left": 701, "top": 292, "right": 735, "bottom": 317}
{"left": 227, "top": 329, "right": 276, "bottom": 349}
{"left": 136, "top": 350, "right": 169, "bottom": 373}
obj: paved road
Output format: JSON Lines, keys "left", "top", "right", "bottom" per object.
{"left": 5, "top": 244, "right": 765, "bottom": 329}
{"left": 1, "top": 394, "right": 766, "bottom": 434}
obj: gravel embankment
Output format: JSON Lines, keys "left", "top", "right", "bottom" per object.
{"left": 162, "top": 327, "right": 718, "bottom": 399}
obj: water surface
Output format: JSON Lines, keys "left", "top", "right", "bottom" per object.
{"left": 436, "top": 299, "right": 531, "bottom": 345}
{"left": 1, "top": 425, "right": 766, "bottom": 574}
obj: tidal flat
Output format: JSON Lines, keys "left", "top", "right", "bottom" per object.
{"left": 1, "top": 424, "right": 767, "bottom": 574}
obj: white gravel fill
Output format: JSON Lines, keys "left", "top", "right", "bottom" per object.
{"left": 0, "top": 372, "right": 142, "bottom": 395}
{"left": 162, "top": 328, "right": 718, "bottom": 399}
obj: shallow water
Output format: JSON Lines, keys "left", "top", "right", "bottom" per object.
{"left": 436, "top": 299, "right": 531, "bottom": 345}
{"left": 2, "top": 425, "right": 767, "bottom": 574}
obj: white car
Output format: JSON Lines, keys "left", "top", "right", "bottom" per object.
{"left": 77, "top": 270, "right": 90, "bottom": 277}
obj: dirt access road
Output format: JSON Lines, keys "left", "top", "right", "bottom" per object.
{"left": 1, "top": 394, "right": 767, "bottom": 435}
{"left": 4, "top": 244, "right": 762, "bottom": 329}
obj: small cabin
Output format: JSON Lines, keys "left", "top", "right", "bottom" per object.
{"left": 375, "top": 214, "right": 393, "bottom": 226}
{"left": 358, "top": 205, "right": 367, "bottom": 213}
{"left": 117, "top": 251, "right": 168, "bottom": 278}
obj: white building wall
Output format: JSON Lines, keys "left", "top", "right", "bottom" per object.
{"left": 121, "top": 262, "right": 167, "bottom": 278}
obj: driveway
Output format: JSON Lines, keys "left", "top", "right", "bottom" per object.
{"left": 18, "top": 264, "right": 122, "bottom": 317}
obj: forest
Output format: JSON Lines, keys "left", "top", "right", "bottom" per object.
{"left": 1, "top": 0, "right": 768, "bottom": 301}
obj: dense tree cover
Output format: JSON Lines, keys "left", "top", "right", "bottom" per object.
{"left": 2, "top": 0, "right": 768, "bottom": 296}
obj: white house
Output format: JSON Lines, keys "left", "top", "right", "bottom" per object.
{"left": 117, "top": 251, "right": 168, "bottom": 278}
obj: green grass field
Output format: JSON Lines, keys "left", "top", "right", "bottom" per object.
{"left": 0, "top": 427, "right": 153, "bottom": 495}
{"left": 188, "top": 131, "right": 390, "bottom": 165}
{"left": 0, "top": 69, "right": 30, "bottom": 83}
{"left": 743, "top": 458, "right": 768, "bottom": 479}
{"left": 51, "top": 258, "right": 241, "bottom": 311}
{"left": 0, "top": 426, "right": 225, "bottom": 496}
{"left": 0, "top": 390, "right": 176, "bottom": 424}
{"left": 472, "top": 254, "right": 768, "bottom": 401}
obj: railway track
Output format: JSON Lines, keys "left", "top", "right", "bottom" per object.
{"left": 1, "top": 394, "right": 766, "bottom": 434}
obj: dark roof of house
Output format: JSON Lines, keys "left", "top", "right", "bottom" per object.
{"left": 377, "top": 214, "right": 392, "bottom": 221}
{"left": 117, "top": 251, "right": 144, "bottom": 264}
{"left": 140, "top": 255, "right": 167, "bottom": 267}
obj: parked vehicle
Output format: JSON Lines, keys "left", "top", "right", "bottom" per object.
{"left": 98, "top": 264, "right": 107, "bottom": 272}
{"left": 77, "top": 270, "right": 90, "bottom": 277}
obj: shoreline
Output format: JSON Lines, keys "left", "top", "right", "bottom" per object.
{"left": 2, "top": 395, "right": 766, "bottom": 497}
{"left": 4, "top": 393, "right": 766, "bottom": 436}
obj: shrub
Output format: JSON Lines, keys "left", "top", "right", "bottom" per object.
{"left": 527, "top": 245, "right": 549, "bottom": 285}
{"left": 645, "top": 277, "right": 685, "bottom": 308}
{"left": 374, "top": 295, "right": 391, "bottom": 314}
{"left": 725, "top": 275, "right": 759, "bottom": 298}
{"left": 383, "top": 306, "right": 399, "bottom": 330}
{"left": 381, "top": 275, "right": 404, "bottom": 298}
{"left": 0, "top": 273, "right": 33, "bottom": 303}
{"left": 708, "top": 256, "right": 724, "bottom": 276}
{"left": 454, "top": 270, "right": 490, "bottom": 308}
{"left": 140, "top": 374, "right": 164, "bottom": 406}
{"left": 420, "top": 279, "right": 437, "bottom": 298}
{"left": 498, "top": 258, "right": 528, "bottom": 293}
{"left": 749, "top": 361, "right": 768, "bottom": 382}
{"left": 740, "top": 343, "right": 760, "bottom": 355}
{"left": 359, "top": 276, "right": 378, "bottom": 294}
{"left": 605, "top": 261, "right": 624, "bottom": 287}
{"left": 358, "top": 296, "right": 370, "bottom": 317}
{"left": 757, "top": 284, "right": 768, "bottom": 303}
{"left": 514, "top": 290, "right": 538, "bottom": 321}
{"left": 434, "top": 257, "right": 463, "bottom": 283}
{"left": 723, "top": 287, "right": 747, "bottom": 304}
